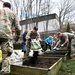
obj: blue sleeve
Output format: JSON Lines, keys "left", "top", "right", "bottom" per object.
{"left": 48, "top": 38, "right": 51, "bottom": 44}
{"left": 45, "top": 38, "right": 53, "bottom": 44}
{"left": 45, "top": 38, "right": 48, "bottom": 44}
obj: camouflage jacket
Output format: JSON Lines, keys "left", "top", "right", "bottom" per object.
{"left": 1, "top": 56, "right": 11, "bottom": 73}
{"left": 0, "top": 7, "right": 21, "bottom": 39}
{"left": 26, "top": 30, "right": 40, "bottom": 40}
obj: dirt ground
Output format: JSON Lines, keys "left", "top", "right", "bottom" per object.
{"left": 23, "top": 57, "right": 57, "bottom": 68}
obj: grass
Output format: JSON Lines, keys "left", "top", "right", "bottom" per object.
{"left": 57, "top": 57, "right": 75, "bottom": 75}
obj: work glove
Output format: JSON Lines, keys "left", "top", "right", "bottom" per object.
{"left": 46, "top": 43, "right": 48, "bottom": 44}
{"left": 53, "top": 46, "right": 57, "bottom": 50}
{"left": 45, "top": 41, "right": 48, "bottom": 44}
{"left": 38, "top": 38, "right": 42, "bottom": 41}
{"left": 60, "top": 44, "right": 64, "bottom": 47}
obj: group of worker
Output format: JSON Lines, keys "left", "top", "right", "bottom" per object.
{"left": 22, "top": 27, "right": 75, "bottom": 60}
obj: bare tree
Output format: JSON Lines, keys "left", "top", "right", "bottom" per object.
{"left": 57, "top": 0, "right": 75, "bottom": 30}
{"left": 10, "top": 0, "right": 14, "bottom": 10}
{"left": 22, "top": 0, "right": 28, "bottom": 29}
{"left": 42, "top": 0, "right": 55, "bottom": 37}
{"left": 14, "top": 0, "right": 19, "bottom": 15}
{"left": 10, "top": 0, "right": 20, "bottom": 18}
{"left": 10, "top": 0, "right": 55, "bottom": 34}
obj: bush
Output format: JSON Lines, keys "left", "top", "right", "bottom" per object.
{"left": 66, "top": 22, "right": 70, "bottom": 32}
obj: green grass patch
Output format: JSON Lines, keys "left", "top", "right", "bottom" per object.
{"left": 57, "top": 59, "right": 75, "bottom": 75}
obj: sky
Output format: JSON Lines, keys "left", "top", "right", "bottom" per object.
{"left": 0, "top": 0, "right": 74, "bottom": 22}
{"left": 0, "top": 0, "right": 59, "bottom": 16}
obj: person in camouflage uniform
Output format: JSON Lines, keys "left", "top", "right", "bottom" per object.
{"left": 70, "top": 29, "right": 75, "bottom": 56}
{"left": 0, "top": 2, "right": 21, "bottom": 74}
{"left": 25, "top": 27, "right": 40, "bottom": 57}
{"left": 53, "top": 32, "right": 75, "bottom": 58}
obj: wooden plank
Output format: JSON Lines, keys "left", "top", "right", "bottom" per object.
{"left": 11, "top": 57, "right": 62, "bottom": 75}
{"left": 20, "top": 13, "right": 59, "bottom": 25}
{"left": 49, "top": 58, "right": 62, "bottom": 75}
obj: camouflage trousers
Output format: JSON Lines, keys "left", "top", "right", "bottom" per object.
{"left": 67, "top": 37, "right": 75, "bottom": 58}
{"left": 24, "top": 40, "right": 31, "bottom": 58}
{"left": 71, "top": 38, "right": 75, "bottom": 53}
{"left": 0, "top": 39, "right": 13, "bottom": 74}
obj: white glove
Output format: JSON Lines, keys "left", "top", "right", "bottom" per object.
{"left": 38, "top": 38, "right": 42, "bottom": 41}
{"left": 61, "top": 44, "right": 64, "bottom": 47}
{"left": 46, "top": 43, "right": 48, "bottom": 44}
{"left": 53, "top": 46, "right": 57, "bottom": 50}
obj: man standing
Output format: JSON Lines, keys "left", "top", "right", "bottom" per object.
{"left": 53, "top": 32, "right": 75, "bottom": 58}
{"left": 0, "top": 2, "right": 21, "bottom": 74}
{"left": 22, "top": 27, "right": 41, "bottom": 65}
{"left": 25, "top": 27, "right": 41, "bottom": 57}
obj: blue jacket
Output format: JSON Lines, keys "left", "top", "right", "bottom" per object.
{"left": 45, "top": 37, "right": 53, "bottom": 44}
{"left": 23, "top": 32, "right": 28, "bottom": 42}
